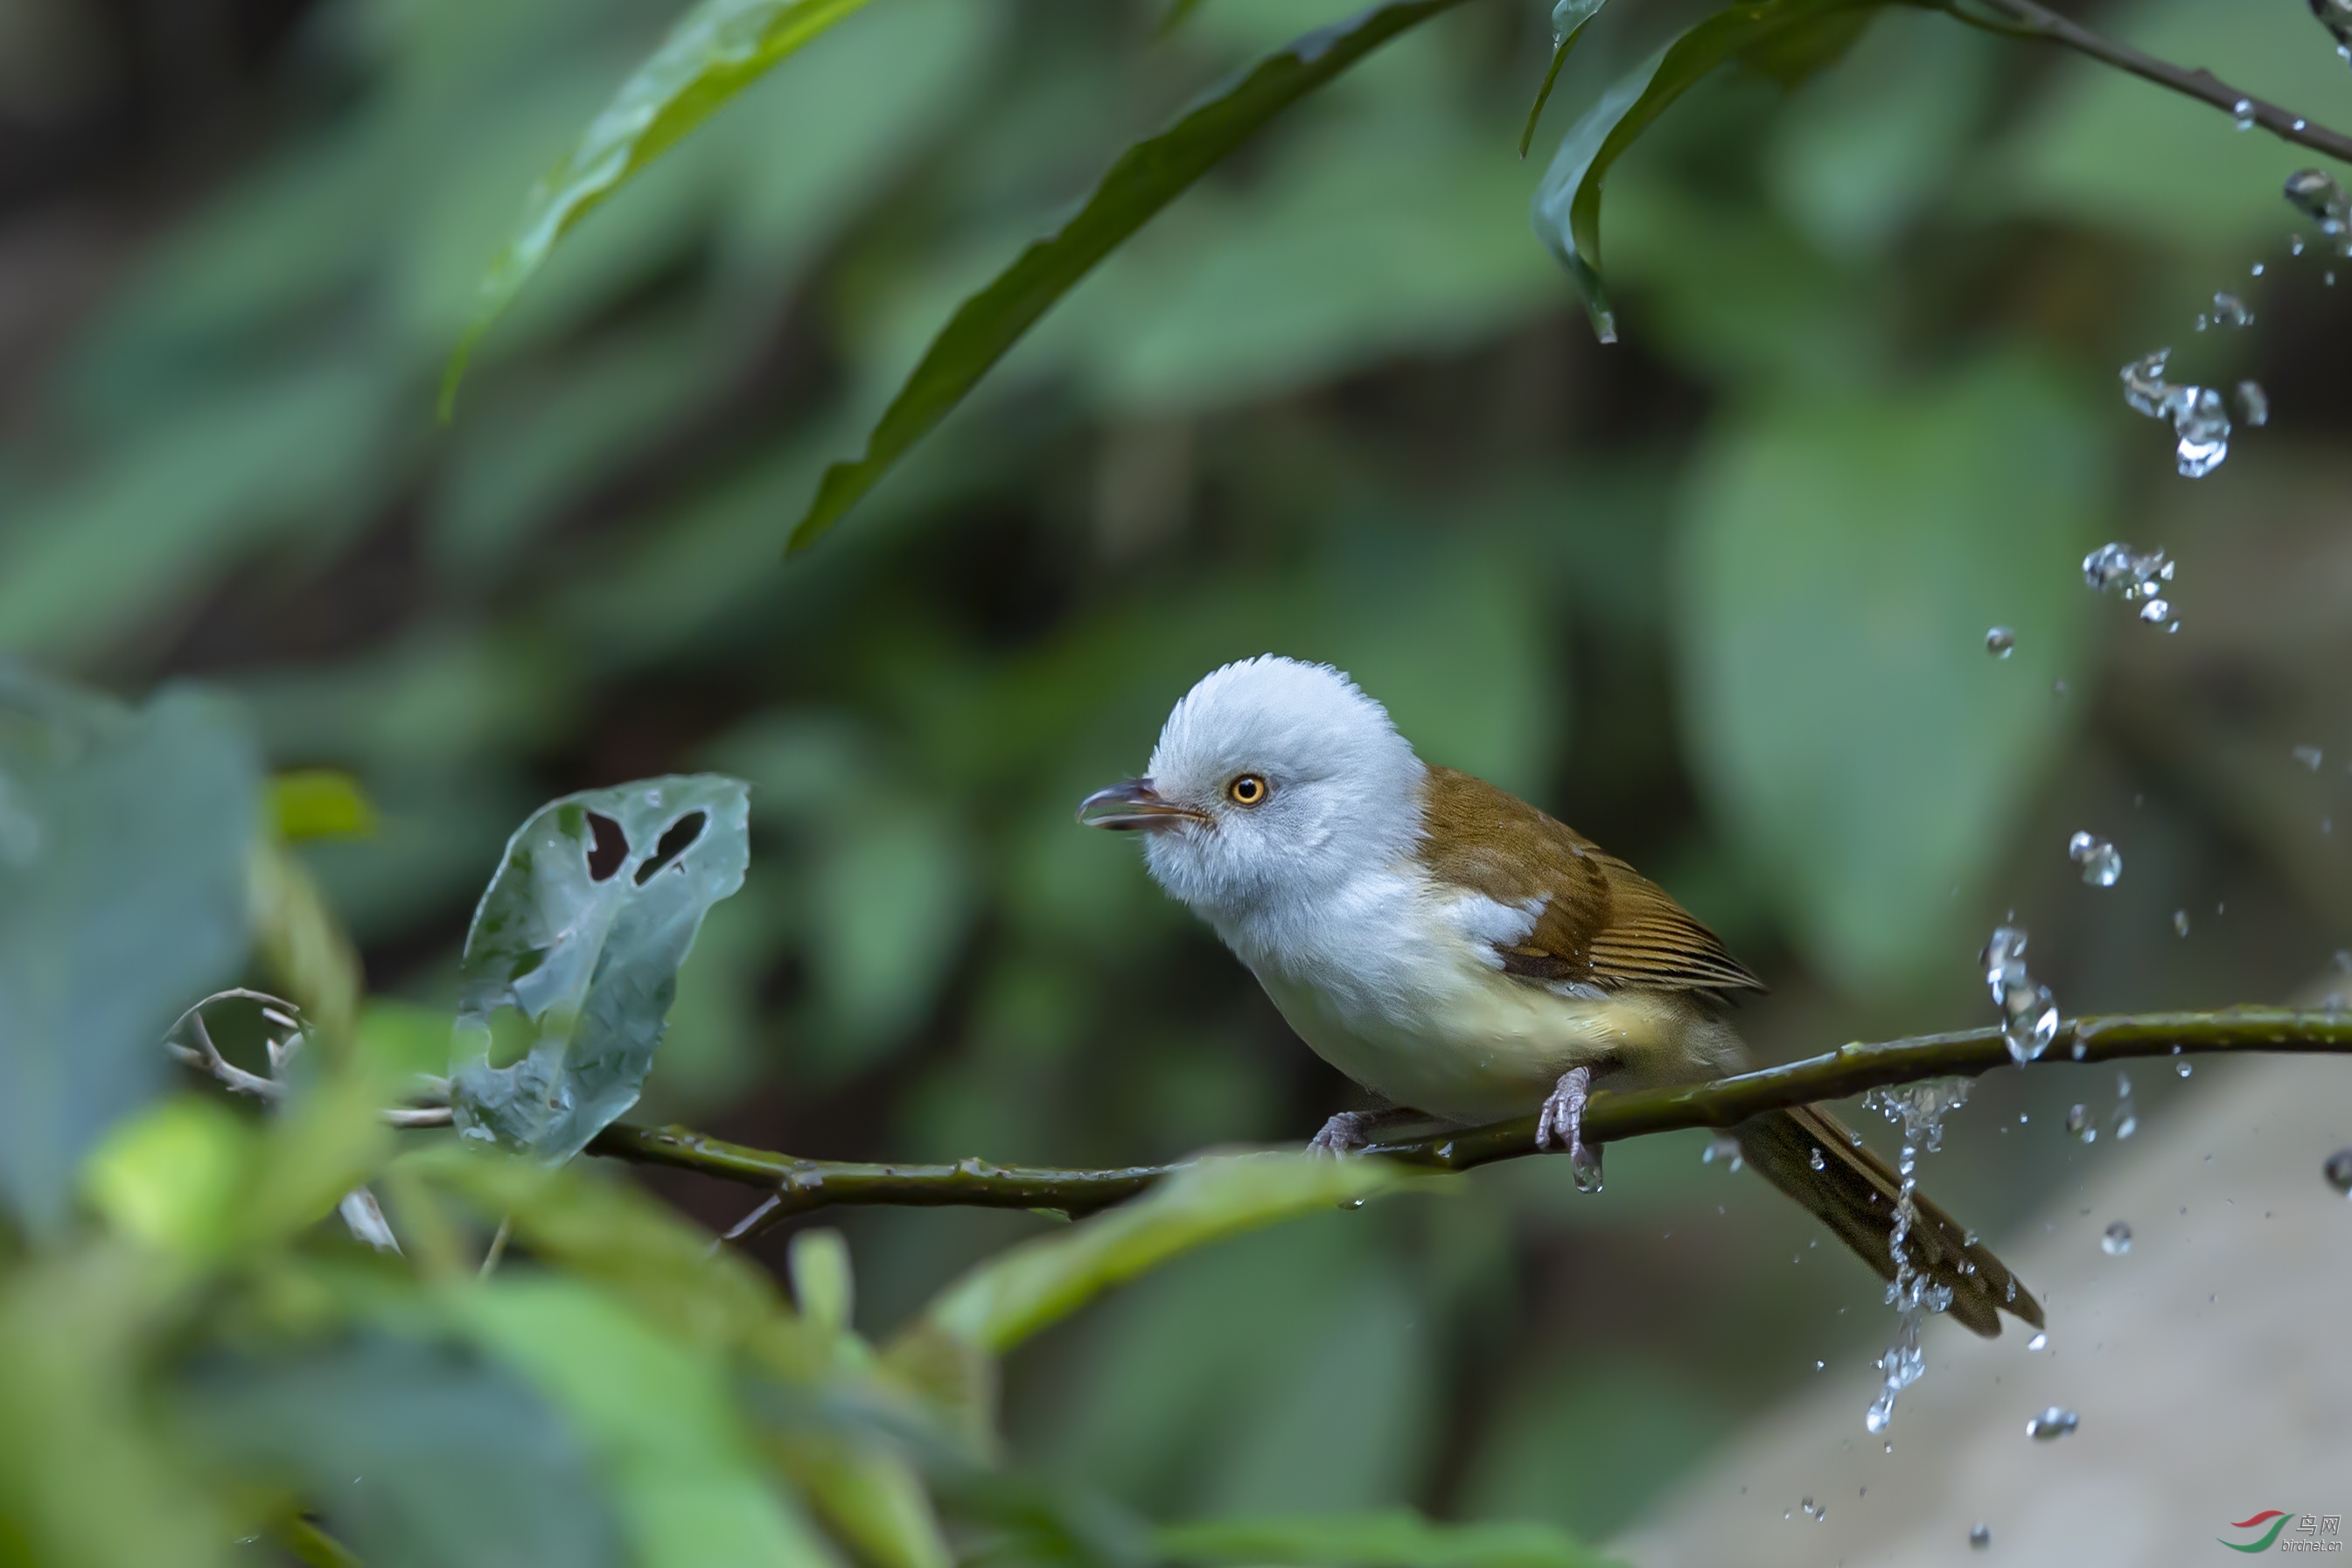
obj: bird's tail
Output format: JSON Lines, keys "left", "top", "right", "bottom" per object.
{"left": 1734, "top": 1104, "right": 2041, "bottom": 1339}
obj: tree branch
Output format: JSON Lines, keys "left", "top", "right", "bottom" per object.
{"left": 1956, "top": 0, "right": 2352, "bottom": 165}
{"left": 585, "top": 1007, "right": 2352, "bottom": 1221}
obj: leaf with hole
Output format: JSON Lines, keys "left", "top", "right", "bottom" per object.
{"left": 788, "top": 0, "right": 1472, "bottom": 551}
{"left": 441, "top": 0, "right": 876, "bottom": 412}
{"left": 448, "top": 775, "right": 750, "bottom": 1163}
{"left": 1531, "top": 0, "right": 1888, "bottom": 341}
{"left": 0, "top": 663, "right": 258, "bottom": 1237}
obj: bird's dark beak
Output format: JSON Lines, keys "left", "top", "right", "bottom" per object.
{"left": 1076, "top": 777, "right": 1206, "bottom": 832}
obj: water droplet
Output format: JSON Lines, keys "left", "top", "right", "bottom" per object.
{"left": 1549, "top": 0, "right": 1602, "bottom": 47}
{"left": 2294, "top": 743, "right": 2324, "bottom": 770}
{"left": 2102, "top": 1220, "right": 2132, "bottom": 1254}
{"left": 2115, "top": 1113, "right": 2137, "bottom": 1139}
{"left": 1986, "top": 624, "right": 2015, "bottom": 658}
{"left": 1971, "top": 1523, "right": 1993, "bottom": 1549}
{"left": 2027, "top": 1406, "right": 2079, "bottom": 1439}
{"left": 2293, "top": 232, "right": 2308, "bottom": 255}
{"left": 2083, "top": 541, "right": 2182, "bottom": 624}
{"left": 2174, "top": 908, "right": 2191, "bottom": 937}
{"left": 2027, "top": 1331, "right": 2048, "bottom": 1351}
{"left": 2174, "top": 387, "right": 2230, "bottom": 477}
{"left": 2286, "top": 168, "right": 2347, "bottom": 225}
{"left": 1702, "top": 1134, "right": 1741, "bottom": 1172}
{"left": 2251, "top": 261, "right": 2266, "bottom": 276}
{"left": 2314, "top": 0, "right": 2352, "bottom": 54}
{"left": 2177, "top": 1060, "right": 2192, "bottom": 1078}
{"left": 2231, "top": 98, "right": 2256, "bottom": 129}
{"left": 2232, "top": 380, "right": 2270, "bottom": 427}
{"left": 2067, "top": 831, "right": 2122, "bottom": 887}
{"left": 2325, "top": 1147, "right": 2352, "bottom": 1195}
{"left": 1810, "top": 1146, "right": 1827, "bottom": 1172}
{"left": 2209, "top": 291, "right": 2253, "bottom": 327}
{"left": 1983, "top": 924, "right": 2059, "bottom": 1063}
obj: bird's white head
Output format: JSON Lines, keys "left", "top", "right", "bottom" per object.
{"left": 1078, "top": 655, "right": 1424, "bottom": 921}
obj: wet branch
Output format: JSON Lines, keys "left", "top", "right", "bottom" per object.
{"left": 583, "top": 1007, "right": 2352, "bottom": 1223}
{"left": 1953, "top": 0, "right": 2352, "bottom": 165}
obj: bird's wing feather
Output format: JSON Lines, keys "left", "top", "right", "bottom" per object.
{"left": 1418, "top": 767, "right": 1763, "bottom": 994}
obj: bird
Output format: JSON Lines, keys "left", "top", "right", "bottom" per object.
{"left": 1078, "top": 654, "right": 2041, "bottom": 1338}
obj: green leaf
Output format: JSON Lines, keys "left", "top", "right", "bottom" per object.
{"left": 180, "top": 1331, "right": 628, "bottom": 1568}
{"left": 270, "top": 770, "right": 377, "bottom": 841}
{"left": 1530, "top": 0, "right": 1884, "bottom": 341}
{"left": 1675, "top": 354, "right": 2104, "bottom": 994}
{"left": 787, "top": 0, "right": 1471, "bottom": 550}
{"left": 0, "top": 665, "right": 259, "bottom": 1237}
{"left": 911, "top": 1153, "right": 1426, "bottom": 1356}
{"left": 448, "top": 775, "right": 750, "bottom": 1163}
{"left": 1159, "top": 1511, "right": 1616, "bottom": 1568}
{"left": 1518, "top": 0, "right": 1609, "bottom": 160}
{"left": 450, "top": 1277, "right": 847, "bottom": 1568}
{"left": 443, "top": 0, "right": 876, "bottom": 412}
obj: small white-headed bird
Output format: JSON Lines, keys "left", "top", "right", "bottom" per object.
{"left": 1080, "top": 655, "right": 2039, "bottom": 1337}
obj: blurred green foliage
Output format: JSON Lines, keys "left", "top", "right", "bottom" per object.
{"left": 1, "top": 0, "right": 2349, "bottom": 1558}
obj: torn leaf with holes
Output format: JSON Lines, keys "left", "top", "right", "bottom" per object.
{"left": 448, "top": 775, "right": 750, "bottom": 1162}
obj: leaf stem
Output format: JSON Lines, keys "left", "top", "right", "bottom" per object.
{"left": 586, "top": 1007, "right": 2352, "bottom": 1218}
{"left": 1956, "top": 0, "right": 2352, "bottom": 164}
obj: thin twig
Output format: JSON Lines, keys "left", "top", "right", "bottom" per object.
{"left": 1958, "top": 0, "right": 2352, "bottom": 165}
{"left": 585, "top": 1007, "right": 2352, "bottom": 1220}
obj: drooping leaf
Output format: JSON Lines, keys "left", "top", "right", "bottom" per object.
{"left": 448, "top": 775, "right": 750, "bottom": 1162}
{"left": 1675, "top": 354, "right": 2103, "bottom": 995}
{"left": 179, "top": 1331, "right": 628, "bottom": 1568}
{"left": 1518, "top": 0, "right": 1609, "bottom": 159}
{"left": 910, "top": 1153, "right": 1426, "bottom": 1356}
{"left": 443, "top": 0, "right": 875, "bottom": 411}
{"left": 787, "top": 0, "right": 1473, "bottom": 550}
{"left": 1159, "top": 1511, "right": 1617, "bottom": 1568}
{"left": 1531, "top": 0, "right": 1886, "bottom": 341}
{"left": 0, "top": 664, "right": 258, "bottom": 1236}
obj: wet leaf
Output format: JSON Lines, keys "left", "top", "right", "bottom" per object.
{"left": 1530, "top": 0, "right": 1885, "bottom": 341}
{"left": 443, "top": 0, "right": 875, "bottom": 409}
{"left": 448, "top": 775, "right": 750, "bottom": 1163}
{"left": 911, "top": 1153, "right": 1425, "bottom": 1355}
{"left": 180, "top": 1331, "right": 627, "bottom": 1568}
{"left": 0, "top": 664, "right": 258, "bottom": 1237}
{"left": 1159, "top": 1511, "right": 1616, "bottom": 1568}
{"left": 788, "top": 0, "right": 1471, "bottom": 550}
{"left": 1518, "top": 0, "right": 1609, "bottom": 160}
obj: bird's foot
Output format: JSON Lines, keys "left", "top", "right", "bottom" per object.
{"left": 1309, "top": 1111, "right": 1374, "bottom": 1156}
{"left": 1537, "top": 1066, "right": 1603, "bottom": 1192}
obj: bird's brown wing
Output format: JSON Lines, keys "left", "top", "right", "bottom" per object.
{"left": 1417, "top": 766, "right": 1763, "bottom": 996}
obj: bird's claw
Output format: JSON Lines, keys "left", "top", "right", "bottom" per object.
{"left": 1537, "top": 1065, "right": 1603, "bottom": 1192}
{"left": 1309, "top": 1111, "right": 1371, "bottom": 1157}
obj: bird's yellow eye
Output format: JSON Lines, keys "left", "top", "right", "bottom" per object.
{"left": 1227, "top": 774, "right": 1267, "bottom": 806}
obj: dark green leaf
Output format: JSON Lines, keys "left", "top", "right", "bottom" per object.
{"left": 1530, "top": 0, "right": 1885, "bottom": 341}
{"left": 911, "top": 1153, "right": 1427, "bottom": 1355}
{"left": 448, "top": 775, "right": 750, "bottom": 1162}
{"left": 0, "top": 664, "right": 258, "bottom": 1236}
{"left": 180, "top": 1331, "right": 628, "bottom": 1568}
{"left": 442, "top": 0, "right": 876, "bottom": 413}
{"left": 1158, "top": 1511, "right": 1617, "bottom": 1568}
{"left": 1518, "top": 0, "right": 1609, "bottom": 159}
{"left": 787, "top": 0, "right": 1473, "bottom": 551}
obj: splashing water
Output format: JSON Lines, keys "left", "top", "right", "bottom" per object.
{"left": 1983, "top": 925, "right": 2059, "bottom": 1063}
{"left": 1985, "top": 625, "right": 2015, "bottom": 659}
{"left": 2027, "top": 1331, "right": 2048, "bottom": 1351}
{"left": 2116, "top": 351, "right": 2232, "bottom": 477}
{"left": 2083, "top": 541, "right": 2180, "bottom": 629}
{"left": 2102, "top": 1220, "right": 2133, "bottom": 1254}
{"left": 1701, "top": 1134, "right": 1742, "bottom": 1171}
{"left": 2065, "top": 1104, "right": 2095, "bottom": 1143}
{"left": 2114, "top": 1071, "right": 2138, "bottom": 1139}
{"left": 2208, "top": 291, "right": 2254, "bottom": 328}
{"left": 1859, "top": 1077, "right": 1971, "bottom": 1433}
{"left": 2177, "top": 1060, "right": 2192, "bottom": 1078}
{"left": 2027, "top": 1406, "right": 2080, "bottom": 1440}
{"left": 1971, "top": 1523, "right": 1993, "bottom": 1549}
{"left": 2174, "top": 908, "right": 2191, "bottom": 938}
{"left": 2068, "top": 831, "right": 2122, "bottom": 887}
{"left": 2325, "top": 1148, "right": 2352, "bottom": 1195}
{"left": 2237, "top": 381, "right": 2270, "bottom": 426}
{"left": 2294, "top": 743, "right": 2325, "bottom": 770}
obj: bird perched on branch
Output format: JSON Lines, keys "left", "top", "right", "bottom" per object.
{"left": 1079, "top": 654, "right": 2040, "bottom": 1338}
